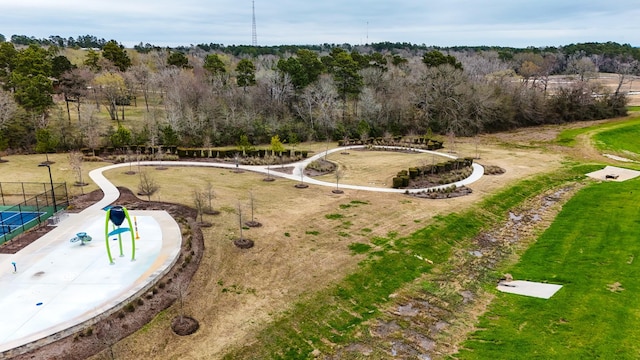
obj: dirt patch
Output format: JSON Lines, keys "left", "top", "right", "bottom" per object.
{"left": 10, "top": 187, "right": 201, "bottom": 360}
{"left": 483, "top": 165, "right": 506, "bottom": 175}
{"left": 233, "top": 238, "right": 255, "bottom": 249}
{"left": 607, "top": 282, "right": 624, "bottom": 293}
{"left": 171, "top": 316, "right": 200, "bottom": 336}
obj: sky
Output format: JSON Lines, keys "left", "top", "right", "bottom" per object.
{"left": 1, "top": 0, "right": 640, "bottom": 48}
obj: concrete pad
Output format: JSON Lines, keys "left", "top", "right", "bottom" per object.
{"left": 497, "top": 280, "right": 563, "bottom": 299}
{"left": 0, "top": 210, "right": 181, "bottom": 354}
{"left": 586, "top": 165, "right": 640, "bottom": 182}
{"left": 603, "top": 154, "right": 638, "bottom": 163}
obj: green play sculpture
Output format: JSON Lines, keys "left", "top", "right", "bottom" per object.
{"left": 104, "top": 205, "right": 135, "bottom": 264}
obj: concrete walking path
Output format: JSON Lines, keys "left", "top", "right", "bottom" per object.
{"left": 0, "top": 145, "right": 483, "bottom": 356}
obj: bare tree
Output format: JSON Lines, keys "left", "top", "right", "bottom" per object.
{"left": 232, "top": 202, "right": 255, "bottom": 249}
{"left": 612, "top": 56, "right": 639, "bottom": 94}
{"left": 203, "top": 181, "right": 219, "bottom": 214}
{"left": 458, "top": 50, "right": 510, "bottom": 81}
{"left": 96, "top": 320, "right": 119, "bottom": 360}
{"left": 80, "top": 107, "right": 103, "bottom": 156}
{"left": 0, "top": 90, "right": 16, "bottom": 161}
{"left": 127, "top": 65, "right": 152, "bottom": 112}
{"left": 245, "top": 191, "right": 262, "bottom": 227}
{"left": 138, "top": 171, "right": 159, "bottom": 201}
{"left": 295, "top": 75, "right": 338, "bottom": 140}
{"left": 413, "top": 65, "right": 468, "bottom": 135}
{"left": 125, "top": 148, "right": 136, "bottom": 175}
{"left": 334, "top": 167, "right": 345, "bottom": 193}
{"left": 237, "top": 203, "right": 244, "bottom": 240}
{"left": 0, "top": 89, "right": 16, "bottom": 128}
{"left": 94, "top": 71, "right": 128, "bottom": 122}
{"left": 68, "top": 151, "right": 87, "bottom": 192}
{"left": 193, "top": 189, "right": 206, "bottom": 224}
{"left": 169, "top": 277, "right": 200, "bottom": 336}
{"left": 58, "top": 68, "right": 93, "bottom": 123}
{"left": 567, "top": 54, "right": 597, "bottom": 82}
{"left": 155, "top": 146, "right": 167, "bottom": 170}
{"left": 359, "top": 87, "right": 383, "bottom": 131}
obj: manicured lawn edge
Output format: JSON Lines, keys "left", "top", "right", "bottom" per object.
{"left": 457, "top": 176, "right": 640, "bottom": 359}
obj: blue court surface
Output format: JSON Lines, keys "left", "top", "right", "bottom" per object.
{"left": 0, "top": 211, "right": 44, "bottom": 235}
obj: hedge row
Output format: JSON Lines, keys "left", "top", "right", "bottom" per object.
{"left": 392, "top": 157, "right": 474, "bottom": 189}
{"left": 175, "top": 148, "right": 308, "bottom": 159}
{"left": 338, "top": 137, "right": 444, "bottom": 150}
{"left": 80, "top": 146, "right": 309, "bottom": 160}
{"left": 81, "top": 146, "right": 178, "bottom": 156}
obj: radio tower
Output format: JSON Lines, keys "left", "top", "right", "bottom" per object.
{"left": 251, "top": 0, "right": 258, "bottom": 46}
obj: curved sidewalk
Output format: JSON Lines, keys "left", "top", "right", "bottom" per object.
{"left": 114, "top": 145, "right": 484, "bottom": 193}
{"left": 1, "top": 146, "right": 483, "bottom": 356}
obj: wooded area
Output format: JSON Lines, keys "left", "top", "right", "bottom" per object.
{"left": 0, "top": 36, "right": 636, "bottom": 154}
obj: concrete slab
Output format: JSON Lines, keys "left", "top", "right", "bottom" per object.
{"left": 0, "top": 210, "right": 181, "bottom": 354}
{"left": 586, "top": 165, "right": 640, "bottom": 182}
{"left": 497, "top": 280, "right": 563, "bottom": 299}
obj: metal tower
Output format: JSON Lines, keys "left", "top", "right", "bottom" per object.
{"left": 252, "top": 0, "right": 257, "bottom": 46}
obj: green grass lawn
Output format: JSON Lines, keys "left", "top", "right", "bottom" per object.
{"left": 457, "top": 178, "right": 640, "bottom": 359}
{"left": 593, "top": 123, "right": 640, "bottom": 160}
{"left": 222, "top": 165, "right": 598, "bottom": 359}
{"left": 555, "top": 116, "right": 640, "bottom": 147}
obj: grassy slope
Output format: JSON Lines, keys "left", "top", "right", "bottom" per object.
{"left": 456, "top": 118, "right": 640, "bottom": 359}
{"left": 556, "top": 116, "right": 640, "bottom": 148}
{"left": 593, "top": 123, "right": 640, "bottom": 159}
{"left": 458, "top": 178, "right": 640, "bottom": 359}
{"left": 223, "top": 164, "right": 598, "bottom": 359}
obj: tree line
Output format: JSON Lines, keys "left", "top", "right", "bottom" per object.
{"left": 0, "top": 36, "right": 635, "bottom": 155}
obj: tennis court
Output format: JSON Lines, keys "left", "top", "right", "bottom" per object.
{"left": 0, "top": 211, "right": 45, "bottom": 236}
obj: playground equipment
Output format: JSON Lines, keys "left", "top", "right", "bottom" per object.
{"left": 104, "top": 205, "right": 135, "bottom": 264}
{"left": 70, "top": 231, "right": 92, "bottom": 245}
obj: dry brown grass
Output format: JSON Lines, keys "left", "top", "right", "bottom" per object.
{"left": 0, "top": 135, "right": 570, "bottom": 359}
{"left": 80, "top": 136, "right": 564, "bottom": 359}
{"left": 315, "top": 149, "right": 450, "bottom": 188}
{"left": 0, "top": 153, "right": 108, "bottom": 200}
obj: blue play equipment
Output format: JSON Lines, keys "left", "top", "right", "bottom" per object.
{"left": 70, "top": 231, "right": 92, "bottom": 245}
{"left": 104, "top": 205, "right": 135, "bottom": 264}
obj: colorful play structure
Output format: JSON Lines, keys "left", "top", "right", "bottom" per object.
{"left": 104, "top": 205, "right": 135, "bottom": 264}
{"left": 69, "top": 231, "right": 92, "bottom": 245}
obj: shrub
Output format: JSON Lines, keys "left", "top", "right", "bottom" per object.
{"left": 348, "top": 242, "right": 372, "bottom": 254}
{"left": 392, "top": 177, "right": 404, "bottom": 188}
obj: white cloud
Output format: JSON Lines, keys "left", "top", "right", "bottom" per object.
{"left": 1, "top": 0, "right": 639, "bottom": 47}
